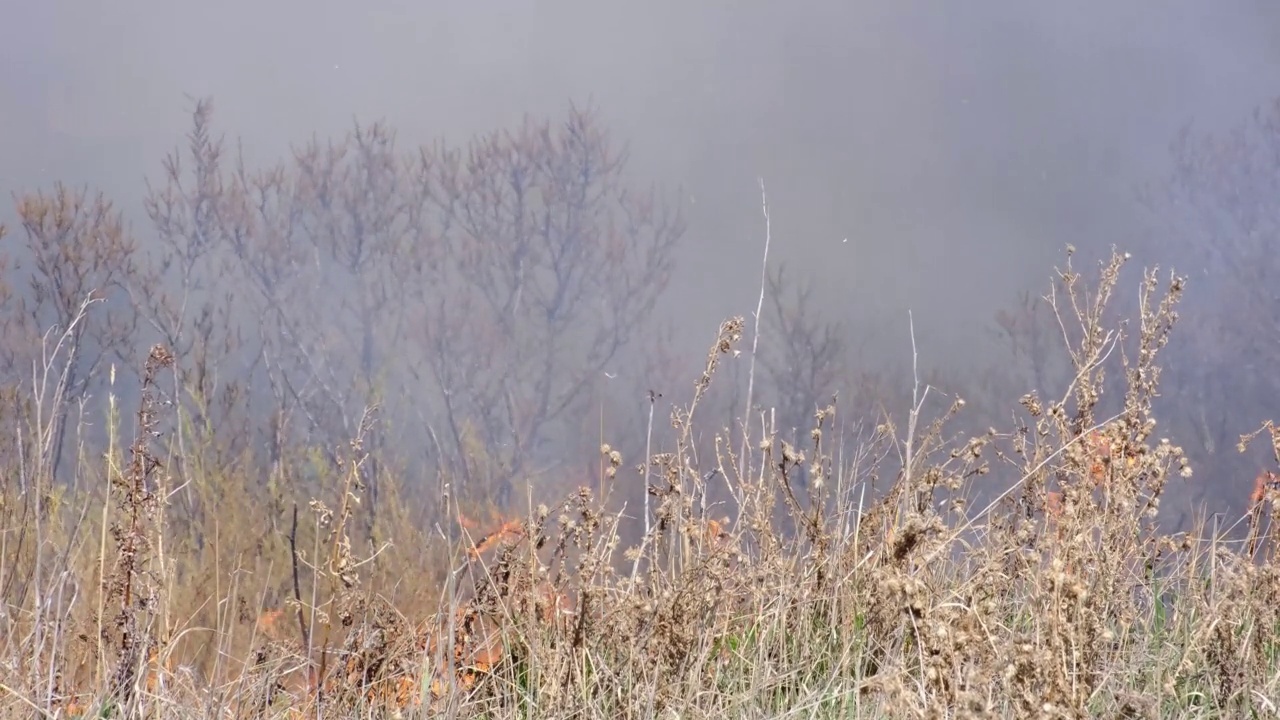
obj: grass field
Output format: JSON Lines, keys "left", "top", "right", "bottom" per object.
{"left": 3, "top": 248, "right": 1279, "bottom": 719}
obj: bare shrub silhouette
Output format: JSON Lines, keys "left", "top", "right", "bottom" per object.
{"left": 7, "top": 185, "right": 139, "bottom": 478}
{"left": 402, "top": 104, "right": 683, "bottom": 504}
{"left": 759, "top": 263, "right": 849, "bottom": 446}
{"left": 127, "top": 99, "right": 683, "bottom": 522}
{"left": 1138, "top": 97, "right": 1280, "bottom": 519}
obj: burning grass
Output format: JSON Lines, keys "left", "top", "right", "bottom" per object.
{"left": 4, "top": 248, "right": 1280, "bottom": 719}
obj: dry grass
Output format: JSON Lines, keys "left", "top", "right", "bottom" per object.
{"left": 3, "top": 247, "right": 1280, "bottom": 720}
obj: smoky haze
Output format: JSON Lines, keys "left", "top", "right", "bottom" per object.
{"left": 4, "top": 1, "right": 1279, "bottom": 352}
{"left": 3, "top": 1, "right": 1280, "bottom": 519}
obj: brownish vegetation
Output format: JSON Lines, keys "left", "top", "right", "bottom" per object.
{"left": 4, "top": 98, "right": 1280, "bottom": 719}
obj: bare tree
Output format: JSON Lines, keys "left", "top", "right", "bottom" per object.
{"left": 135, "top": 99, "right": 258, "bottom": 466}
{"left": 10, "top": 184, "right": 140, "bottom": 480}
{"left": 283, "top": 120, "right": 412, "bottom": 525}
{"left": 1135, "top": 97, "right": 1280, "bottom": 513}
{"left": 404, "top": 104, "right": 683, "bottom": 503}
{"left": 131, "top": 98, "right": 683, "bottom": 518}
{"left": 759, "top": 263, "right": 848, "bottom": 443}
{"left": 991, "top": 289, "right": 1067, "bottom": 400}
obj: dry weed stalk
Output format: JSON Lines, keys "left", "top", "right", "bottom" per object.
{"left": 101, "top": 344, "right": 175, "bottom": 712}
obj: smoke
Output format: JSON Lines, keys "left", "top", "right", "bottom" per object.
{"left": 2, "top": 0, "right": 1278, "bottom": 390}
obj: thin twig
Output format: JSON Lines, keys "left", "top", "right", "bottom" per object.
{"left": 643, "top": 390, "right": 656, "bottom": 538}
{"left": 740, "top": 178, "right": 772, "bottom": 479}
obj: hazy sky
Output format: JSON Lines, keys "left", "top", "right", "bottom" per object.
{"left": 3, "top": 0, "right": 1279, "bottom": 371}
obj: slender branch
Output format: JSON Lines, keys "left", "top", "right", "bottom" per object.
{"left": 740, "top": 178, "right": 772, "bottom": 478}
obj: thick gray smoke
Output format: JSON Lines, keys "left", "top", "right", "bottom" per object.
{"left": 4, "top": 1, "right": 1278, "bottom": 364}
